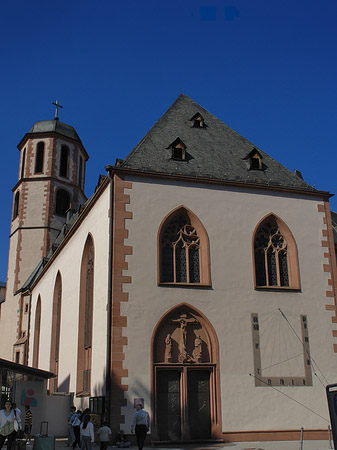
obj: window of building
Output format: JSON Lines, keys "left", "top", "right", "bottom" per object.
{"left": 169, "top": 138, "right": 187, "bottom": 161}
{"left": 60, "top": 145, "right": 69, "bottom": 178}
{"left": 243, "top": 149, "right": 263, "bottom": 170}
{"left": 21, "top": 148, "right": 26, "bottom": 179}
{"left": 50, "top": 273, "right": 62, "bottom": 393}
{"left": 13, "top": 191, "right": 20, "bottom": 220}
{"left": 55, "top": 189, "right": 70, "bottom": 216}
{"left": 159, "top": 207, "right": 211, "bottom": 286}
{"left": 190, "top": 112, "right": 205, "bottom": 128}
{"left": 79, "top": 156, "right": 83, "bottom": 188}
{"left": 35, "top": 142, "right": 44, "bottom": 173}
{"left": 33, "top": 296, "right": 41, "bottom": 368}
{"left": 77, "top": 235, "right": 94, "bottom": 395}
{"left": 253, "top": 214, "right": 300, "bottom": 290}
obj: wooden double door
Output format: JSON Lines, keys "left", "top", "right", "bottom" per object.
{"left": 156, "top": 367, "right": 212, "bottom": 441}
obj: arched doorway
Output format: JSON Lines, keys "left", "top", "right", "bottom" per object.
{"left": 151, "top": 304, "right": 221, "bottom": 442}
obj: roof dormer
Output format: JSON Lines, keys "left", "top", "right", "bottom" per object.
{"left": 190, "top": 112, "right": 205, "bottom": 128}
{"left": 243, "top": 148, "right": 264, "bottom": 170}
{"left": 168, "top": 138, "right": 187, "bottom": 161}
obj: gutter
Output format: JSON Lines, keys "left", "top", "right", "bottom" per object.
{"left": 105, "top": 165, "right": 114, "bottom": 422}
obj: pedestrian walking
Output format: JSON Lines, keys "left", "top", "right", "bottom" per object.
{"left": 67, "top": 406, "right": 76, "bottom": 446}
{"left": 80, "top": 415, "right": 94, "bottom": 450}
{"left": 97, "top": 421, "right": 112, "bottom": 450}
{"left": 0, "top": 399, "right": 18, "bottom": 449}
{"left": 130, "top": 404, "right": 150, "bottom": 450}
{"left": 71, "top": 409, "right": 81, "bottom": 449}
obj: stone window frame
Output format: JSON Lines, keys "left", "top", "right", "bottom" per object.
{"left": 76, "top": 234, "right": 95, "bottom": 396}
{"left": 32, "top": 295, "right": 41, "bottom": 368}
{"left": 35, "top": 141, "right": 45, "bottom": 174}
{"left": 13, "top": 191, "right": 20, "bottom": 220}
{"left": 55, "top": 188, "right": 71, "bottom": 217}
{"left": 60, "top": 145, "right": 70, "bottom": 178}
{"left": 20, "top": 148, "right": 26, "bottom": 179}
{"left": 252, "top": 213, "right": 301, "bottom": 291}
{"left": 49, "top": 272, "right": 62, "bottom": 393}
{"left": 158, "top": 206, "right": 211, "bottom": 287}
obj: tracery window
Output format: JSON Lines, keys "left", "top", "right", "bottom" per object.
{"left": 159, "top": 208, "right": 211, "bottom": 286}
{"left": 162, "top": 214, "right": 200, "bottom": 283}
{"left": 253, "top": 215, "right": 300, "bottom": 289}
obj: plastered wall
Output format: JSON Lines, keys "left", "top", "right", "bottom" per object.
{"left": 29, "top": 186, "right": 110, "bottom": 404}
{"left": 121, "top": 176, "right": 334, "bottom": 432}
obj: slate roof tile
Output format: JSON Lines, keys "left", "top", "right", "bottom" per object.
{"left": 119, "top": 94, "right": 315, "bottom": 191}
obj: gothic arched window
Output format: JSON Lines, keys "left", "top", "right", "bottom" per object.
{"left": 33, "top": 296, "right": 41, "bottom": 368}
{"left": 55, "top": 189, "right": 70, "bottom": 216}
{"left": 253, "top": 214, "right": 300, "bottom": 289}
{"left": 13, "top": 191, "right": 20, "bottom": 220}
{"left": 60, "top": 145, "right": 69, "bottom": 178}
{"left": 159, "top": 207, "right": 211, "bottom": 286}
{"left": 35, "top": 142, "right": 44, "bottom": 173}
{"left": 76, "top": 235, "right": 94, "bottom": 395}
{"left": 50, "top": 273, "right": 62, "bottom": 392}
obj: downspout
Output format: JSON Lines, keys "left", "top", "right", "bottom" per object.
{"left": 105, "top": 165, "right": 114, "bottom": 422}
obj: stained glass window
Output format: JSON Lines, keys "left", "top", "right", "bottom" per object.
{"left": 254, "top": 218, "right": 289, "bottom": 287}
{"left": 161, "top": 214, "right": 200, "bottom": 283}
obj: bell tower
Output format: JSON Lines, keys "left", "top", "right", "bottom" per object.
{"left": 0, "top": 103, "right": 89, "bottom": 361}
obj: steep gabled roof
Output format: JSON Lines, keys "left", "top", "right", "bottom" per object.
{"left": 119, "top": 94, "right": 316, "bottom": 191}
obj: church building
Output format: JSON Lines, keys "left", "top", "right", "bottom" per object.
{"left": 1, "top": 94, "right": 337, "bottom": 442}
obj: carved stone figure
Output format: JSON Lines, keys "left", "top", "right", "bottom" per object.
{"left": 171, "top": 313, "right": 198, "bottom": 363}
{"left": 192, "top": 333, "right": 202, "bottom": 363}
{"left": 164, "top": 333, "right": 172, "bottom": 362}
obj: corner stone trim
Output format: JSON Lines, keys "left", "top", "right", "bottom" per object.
{"left": 110, "top": 174, "right": 132, "bottom": 429}
{"left": 317, "top": 202, "right": 337, "bottom": 352}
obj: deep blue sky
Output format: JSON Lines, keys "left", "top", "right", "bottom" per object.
{"left": 1, "top": 0, "right": 336, "bottom": 282}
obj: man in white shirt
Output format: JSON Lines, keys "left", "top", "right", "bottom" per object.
{"left": 131, "top": 404, "right": 150, "bottom": 450}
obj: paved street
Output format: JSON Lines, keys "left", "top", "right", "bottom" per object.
{"left": 50, "top": 439, "right": 334, "bottom": 450}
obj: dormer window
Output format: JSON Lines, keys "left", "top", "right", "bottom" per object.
{"left": 243, "top": 149, "right": 263, "bottom": 171}
{"left": 190, "top": 112, "right": 205, "bottom": 128}
{"left": 169, "top": 138, "right": 187, "bottom": 161}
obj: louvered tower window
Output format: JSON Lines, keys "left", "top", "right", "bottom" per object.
{"left": 35, "top": 142, "right": 44, "bottom": 173}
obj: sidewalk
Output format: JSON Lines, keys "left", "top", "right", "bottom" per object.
{"left": 53, "top": 439, "right": 333, "bottom": 450}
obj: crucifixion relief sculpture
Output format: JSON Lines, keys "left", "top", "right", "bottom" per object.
{"left": 170, "top": 313, "right": 201, "bottom": 363}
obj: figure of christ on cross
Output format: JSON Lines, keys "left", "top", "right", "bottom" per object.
{"left": 171, "top": 313, "right": 198, "bottom": 362}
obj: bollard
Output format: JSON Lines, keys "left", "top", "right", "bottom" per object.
{"left": 299, "top": 427, "right": 304, "bottom": 450}
{"left": 328, "top": 425, "right": 333, "bottom": 449}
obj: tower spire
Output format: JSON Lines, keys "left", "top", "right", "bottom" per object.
{"left": 52, "top": 100, "right": 63, "bottom": 121}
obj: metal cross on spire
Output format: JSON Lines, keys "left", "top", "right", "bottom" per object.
{"left": 52, "top": 100, "right": 63, "bottom": 121}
